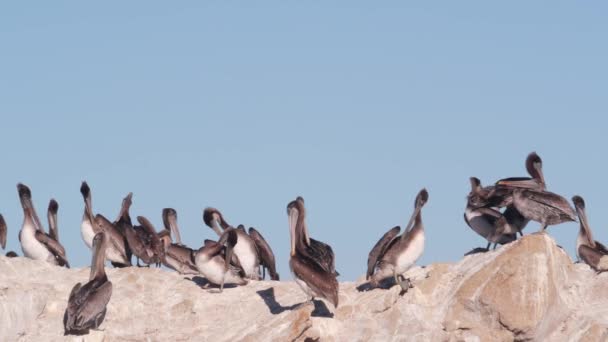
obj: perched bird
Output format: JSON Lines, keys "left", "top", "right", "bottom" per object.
{"left": 64, "top": 232, "right": 113, "bottom": 335}
{"left": 203, "top": 208, "right": 261, "bottom": 280}
{"left": 572, "top": 196, "right": 608, "bottom": 272}
{"left": 464, "top": 177, "right": 516, "bottom": 251}
{"left": 80, "top": 183, "right": 131, "bottom": 267}
{"left": 123, "top": 216, "right": 164, "bottom": 267}
{"left": 194, "top": 228, "right": 246, "bottom": 292}
{"left": 158, "top": 208, "right": 198, "bottom": 275}
{"left": 366, "top": 189, "right": 428, "bottom": 291}
{"left": 510, "top": 189, "right": 576, "bottom": 232}
{"left": 287, "top": 196, "right": 339, "bottom": 308}
{"left": 17, "top": 183, "right": 69, "bottom": 267}
{"left": 495, "top": 152, "right": 546, "bottom": 190}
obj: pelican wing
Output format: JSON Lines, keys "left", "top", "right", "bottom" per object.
{"left": 167, "top": 244, "right": 198, "bottom": 272}
{"left": 290, "top": 255, "right": 339, "bottom": 308}
{"left": 595, "top": 241, "right": 608, "bottom": 255}
{"left": 523, "top": 190, "right": 576, "bottom": 221}
{"left": 73, "top": 281, "right": 112, "bottom": 331}
{"left": 248, "top": 228, "right": 279, "bottom": 280}
{"left": 366, "top": 226, "right": 400, "bottom": 279}
{"left": 308, "top": 238, "right": 339, "bottom": 276}
{"left": 96, "top": 215, "right": 130, "bottom": 263}
{"left": 579, "top": 245, "right": 607, "bottom": 272}
{"left": 34, "top": 230, "right": 70, "bottom": 267}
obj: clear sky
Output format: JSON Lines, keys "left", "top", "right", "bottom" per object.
{"left": 1, "top": 2, "right": 607, "bottom": 281}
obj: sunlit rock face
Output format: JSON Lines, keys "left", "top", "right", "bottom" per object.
{"left": 1, "top": 234, "right": 607, "bottom": 341}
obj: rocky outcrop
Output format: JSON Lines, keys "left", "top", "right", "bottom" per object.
{"left": 1, "top": 233, "right": 607, "bottom": 341}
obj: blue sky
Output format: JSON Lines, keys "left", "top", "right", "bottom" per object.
{"left": 1, "top": 2, "right": 607, "bottom": 280}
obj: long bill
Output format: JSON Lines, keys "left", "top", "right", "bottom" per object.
{"left": 288, "top": 209, "right": 299, "bottom": 256}
{"left": 575, "top": 201, "right": 596, "bottom": 248}
{"left": 167, "top": 212, "right": 183, "bottom": 245}
{"left": 401, "top": 205, "right": 422, "bottom": 238}
{"left": 90, "top": 232, "right": 108, "bottom": 281}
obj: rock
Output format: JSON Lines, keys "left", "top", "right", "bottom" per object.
{"left": 1, "top": 234, "right": 607, "bottom": 341}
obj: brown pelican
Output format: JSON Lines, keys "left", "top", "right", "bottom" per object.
{"left": 203, "top": 208, "right": 260, "bottom": 280}
{"left": 158, "top": 208, "right": 198, "bottom": 275}
{"left": 366, "top": 189, "right": 428, "bottom": 291}
{"left": 194, "top": 228, "right": 246, "bottom": 292}
{"left": 80, "top": 183, "right": 132, "bottom": 268}
{"left": 496, "top": 152, "right": 546, "bottom": 190}
{"left": 94, "top": 214, "right": 131, "bottom": 267}
{"left": 287, "top": 197, "right": 339, "bottom": 308}
{"left": 17, "top": 184, "right": 69, "bottom": 267}
{"left": 122, "top": 216, "right": 163, "bottom": 267}
{"left": 493, "top": 152, "right": 546, "bottom": 235}
{"left": 47, "top": 199, "right": 59, "bottom": 242}
{"left": 0, "top": 214, "right": 6, "bottom": 251}
{"left": 248, "top": 227, "right": 280, "bottom": 280}
{"left": 64, "top": 232, "right": 113, "bottom": 335}
{"left": 465, "top": 177, "right": 516, "bottom": 251}
{"left": 510, "top": 189, "right": 576, "bottom": 232}
{"left": 80, "top": 182, "right": 97, "bottom": 250}
{"left": 572, "top": 196, "right": 608, "bottom": 272}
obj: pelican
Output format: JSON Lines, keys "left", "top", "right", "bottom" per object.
{"left": 158, "top": 208, "right": 198, "bottom": 275}
{"left": 17, "top": 184, "right": 69, "bottom": 267}
{"left": 79, "top": 182, "right": 97, "bottom": 250}
{"left": 194, "top": 228, "right": 246, "bottom": 292}
{"left": 64, "top": 232, "right": 113, "bottom": 335}
{"left": 366, "top": 189, "right": 428, "bottom": 291}
{"left": 572, "top": 196, "right": 608, "bottom": 272}
{"left": 510, "top": 189, "right": 576, "bottom": 232}
{"left": 287, "top": 196, "right": 339, "bottom": 308}
{"left": 122, "top": 216, "right": 163, "bottom": 267}
{"left": 94, "top": 214, "right": 131, "bottom": 267}
{"left": 248, "top": 227, "right": 280, "bottom": 280}
{"left": 0, "top": 214, "right": 6, "bottom": 251}
{"left": 465, "top": 178, "right": 516, "bottom": 251}
{"left": 494, "top": 152, "right": 546, "bottom": 234}
{"left": 203, "top": 208, "right": 260, "bottom": 280}
{"left": 496, "top": 152, "right": 546, "bottom": 190}
{"left": 47, "top": 199, "right": 59, "bottom": 242}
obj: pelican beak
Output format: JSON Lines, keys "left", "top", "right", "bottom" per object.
{"left": 403, "top": 205, "right": 422, "bottom": 233}
{"left": 496, "top": 178, "right": 539, "bottom": 190}
{"left": 288, "top": 209, "right": 298, "bottom": 256}
{"left": 211, "top": 219, "right": 223, "bottom": 237}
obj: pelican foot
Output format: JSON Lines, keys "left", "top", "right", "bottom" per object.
{"left": 397, "top": 275, "right": 412, "bottom": 295}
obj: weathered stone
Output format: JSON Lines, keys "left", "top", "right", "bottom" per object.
{"left": 1, "top": 234, "right": 607, "bottom": 341}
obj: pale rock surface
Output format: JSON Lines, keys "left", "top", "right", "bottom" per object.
{"left": 1, "top": 234, "right": 607, "bottom": 341}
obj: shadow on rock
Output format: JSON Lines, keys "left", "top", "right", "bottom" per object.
{"left": 187, "top": 276, "right": 238, "bottom": 290}
{"left": 356, "top": 277, "right": 396, "bottom": 292}
{"left": 256, "top": 287, "right": 334, "bottom": 318}
{"left": 464, "top": 247, "right": 490, "bottom": 256}
{"left": 257, "top": 287, "right": 299, "bottom": 314}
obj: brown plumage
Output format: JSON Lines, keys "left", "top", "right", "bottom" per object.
{"left": 0, "top": 214, "right": 7, "bottom": 250}
{"left": 287, "top": 197, "right": 339, "bottom": 308}
{"left": 511, "top": 189, "right": 576, "bottom": 231}
{"left": 64, "top": 232, "right": 112, "bottom": 335}
{"left": 573, "top": 196, "right": 608, "bottom": 272}
{"left": 249, "top": 227, "right": 279, "bottom": 280}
